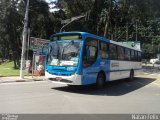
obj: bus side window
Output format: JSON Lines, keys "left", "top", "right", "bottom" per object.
{"left": 109, "top": 44, "right": 117, "bottom": 60}
{"left": 117, "top": 46, "right": 125, "bottom": 60}
{"left": 83, "top": 38, "right": 98, "bottom": 67}
{"left": 125, "top": 48, "right": 130, "bottom": 61}
{"left": 130, "top": 50, "right": 135, "bottom": 61}
{"left": 100, "top": 42, "right": 109, "bottom": 59}
{"left": 138, "top": 52, "right": 142, "bottom": 61}
{"left": 135, "top": 51, "right": 138, "bottom": 61}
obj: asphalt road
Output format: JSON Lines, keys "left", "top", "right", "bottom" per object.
{"left": 0, "top": 74, "right": 160, "bottom": 114}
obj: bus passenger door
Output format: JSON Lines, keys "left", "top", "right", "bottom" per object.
{"left": 82, "top": 38, "right": 99, "bottom": 85}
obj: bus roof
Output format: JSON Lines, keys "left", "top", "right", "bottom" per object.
{"left": 50, "top": 32, "right": 88, "bottom": 37}
{"left": 50, "top": 32, "right": 141, "bottom": 52}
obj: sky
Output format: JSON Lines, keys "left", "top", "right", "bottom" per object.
{"left": 45, "top": 0, "right": 57, "bottom": 3}
{"left": 45, "top": 0, "right": 58, "bottom": 12}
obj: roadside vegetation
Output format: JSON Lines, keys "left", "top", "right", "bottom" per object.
{"left": 0, "top": 61, "right": 20, "bottom": 76}
{"left": 0, "top": 0, "right": 160, "bottom": 70}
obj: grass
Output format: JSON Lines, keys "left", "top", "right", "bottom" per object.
{"left": 0, "top": 61, "right": 20, "bottom": 76}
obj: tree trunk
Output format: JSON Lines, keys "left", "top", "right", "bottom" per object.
{"left": 104, "top": 20, "right": 110, "bottom": 38}
{"left": 13, "top": 58, "right": 17, "bottom": 69}
{"left": 104, "top": 0, "right": 112, "bottom": 38}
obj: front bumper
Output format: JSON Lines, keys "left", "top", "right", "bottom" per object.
{"left": 45, "top": 71, "right": 82, "bottom": 85}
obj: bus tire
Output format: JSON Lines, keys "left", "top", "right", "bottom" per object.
{"left": 129, "top": 69, "right": 134, "bottom": 81}
{"left": 96, "top": 72, "right": 105, "bottom": 88}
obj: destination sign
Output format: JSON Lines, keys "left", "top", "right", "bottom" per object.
{"left": 51, "top": 34, "right": 82, "bottom": 41}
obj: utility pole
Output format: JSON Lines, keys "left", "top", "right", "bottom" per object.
{"left": 26, "top": 28, "right": 30, "bottom": 60}
{"left": 20, "top": 0, "right": 29, "bottom": 79}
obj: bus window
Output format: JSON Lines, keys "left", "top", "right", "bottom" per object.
{"left": 125, "top": 48, "right": 130, "bottom": 61}
{"left": 138, "top": 52, "right": 142, "bottom": 61}
{"left": 109, "top": 44, "right": 117, "bottom": 60}
{"left": 83, "top": 38, "right": 98, "bottom": 67}
{"left": 131, "top": 50, "right": 135, "bottom": 61}
{"left": 134, "top": 51, "right": 138, "bottom": 61}
{"left": 117, "top": 46, "right": 125, "bottom": 60}
{"left": 100, "top": 41, "right": 109, "bottom": 59}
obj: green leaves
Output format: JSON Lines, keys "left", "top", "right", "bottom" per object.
{"left": 0, "top": 0, "right": 160, "bottom": 61}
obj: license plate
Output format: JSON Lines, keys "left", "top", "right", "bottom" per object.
{"left": 55, "top": 77, "right": 62, "bottom": 81}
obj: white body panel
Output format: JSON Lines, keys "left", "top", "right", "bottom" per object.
{"left": 109, "top": 60, "right": 142, "bottom": 81}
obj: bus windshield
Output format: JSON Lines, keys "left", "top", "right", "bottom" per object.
{"left": 47, "top": 40, "right": 82, "bottom": 66}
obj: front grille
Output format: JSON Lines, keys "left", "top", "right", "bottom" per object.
{"left": 48, "top": 78, "right": 72, "bottom": 83}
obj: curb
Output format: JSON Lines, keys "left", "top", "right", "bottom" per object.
{"left": 0, "top": 79, "right": 45, "bottom": 84}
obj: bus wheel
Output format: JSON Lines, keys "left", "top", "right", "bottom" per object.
{"left": 129, "top": 70, "right": 134, "bottom": 81}
{"left": 96, "top": 73, "right": 105, "bottom": 88}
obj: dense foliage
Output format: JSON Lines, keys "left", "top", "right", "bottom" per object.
{"left": 0, "top": 0, "right": 160, "bottom": 68}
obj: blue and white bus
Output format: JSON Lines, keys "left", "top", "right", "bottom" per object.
{"left": 44, "top": 32, "right": 142, "bottom": 87}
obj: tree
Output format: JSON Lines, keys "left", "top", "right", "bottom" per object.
{"left": 0, "top": 0, "right": 22, "bottom": 68}
{"left": 1, "top": 0, "right": 160, "bottom": 63}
